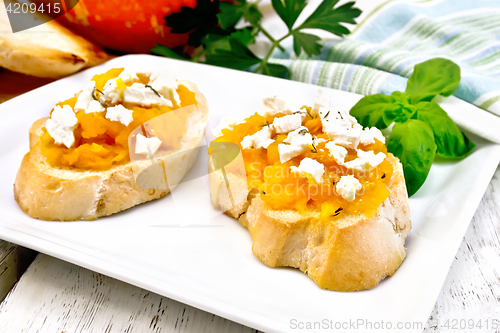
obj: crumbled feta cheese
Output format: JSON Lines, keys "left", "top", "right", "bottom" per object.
{"left": 290, "top": 158, "right": 325, "bottom": 183}
{"left": 211, "top": 117, "right": 242, "bottom": 137}
{"left": 118, "top": 68, "right": 151, "bottom": 84}
{"left": 135, "top": 134, "right": 162, "bottom": 157}
{"left": 74, "top": 81, "right": 105, "bottom": 114}
{"left": 312, "top": 90, "right": 331, "bottom": 114}
{"left": 319, "top": 106, "right": 363, "bottom": 149}
{"left": 336, "top": 175, "right": 362, "bottom": 202}
{"left": 241, "top": 126, "right": 274, "bottom": 149}
{"left": 272, "top": 114, "right": 302, "bottom": 133}
{"left": 360, "top": 127, "right": 386, "bottom": 145}
{"left": 149, "top": 73, "right": 181, "bottom": 106}
{"left": 314, "top": 138, "right": 326, "bottom": 145}
{"left": 124, "top": 83, "right": 172, "bottom": 107}
{"left": 45, "top": 105, "right": 78, "bottom": 148}
{"left": 102, "top": 79, "right": 122, "bottom": 104}
{"left": 278, "top": 126, "right": 313, "bottom": 163}
{"left": 261, "top": 96, "right": 291, "bottom": 116}
{"left": 102, "top": 79, "right": 172, "bottom": 107}
{"left": 343, "top": 150, "right": 386, "bottom": 171}
{"left": 325, "top": 142, "right": 348, "bottom": 164}
{"left": 105, "top": 105, "right": 133, "bottom": 126}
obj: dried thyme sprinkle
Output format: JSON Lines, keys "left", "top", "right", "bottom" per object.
{"left": 307, "top": 110, "right": 315, "bottom": 119}
{"left": 259, "top": 121, "right": 271, "bottom": 127}
{"left": 92, "top": 87, "right": 108, "bottom": 108}
{"left": 145, "top": 84, "right": 162, "bottom": 98}
{"left": 382, "top": 173, "right": 386, "bottom": 179}
{"left": 335, "top": 207, "right": 343, "bottom": 214}
{"left": 310, "top": 142, "right": 318, "bottom": 153}
{"left": 338, "top": 111, "right": 344, "bottom": 120}
{"left": 298, "top": 128, "right": 309, "bottom": 135}
{"left": 323, "top": 111, "right": 330, "bottom": 119}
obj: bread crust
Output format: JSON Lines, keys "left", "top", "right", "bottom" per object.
{"left": 14, "top": 81, "right": 209, "bottom": 221}
{"left": 0, "top": 6, "right": 107, "bottom": 78}
{"left": 209, "top": 154, "right": 411, "bottom": 291}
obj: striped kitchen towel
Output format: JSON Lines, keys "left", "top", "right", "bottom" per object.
{"left": 270, "top": 0, "right": 500, "bottom": 144}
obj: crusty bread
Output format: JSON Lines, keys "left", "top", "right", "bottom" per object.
{"left": 209, "top": 153, "right": 411, "bottom": 291}
{"left": 14, "top": 81, "right": 209, "bottom": 221}
{"left": 0, "top": 0, "right": 106, "bottom": 78}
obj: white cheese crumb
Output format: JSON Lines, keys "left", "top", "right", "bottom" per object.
{"left": 102, "top": 79, "right": 173, "bottom": 107}
{"left": 261, "top": 96, "right": 291, "bottom": 116}
{"left": 278, "top": 126, "right": 313, "bottom": 163}
{"left": 360, "top": 127, "right": 386, "bottom": 145}
{"left": 272, "top": 114, "right": 302, "bottom": 133}
{"left": 74, "top": 81, "right": 105, "bottom": 114}
{"left": 105, "top": 105, "right": 133, "bottom": 126}
{"left": 118, "top": 68, "right": 151, "bottom": 84}
{"left": 241, "top": 126, "right": 274, "bottom": 149}
{"left": 124, "top": 83, "right": 172, "bottom": 107}
{"left": 290, "top": 158, "right": 325, "bottom": 183}
{"left": 211, "top": 117, "right": 242, "bottom": 137}
{"left": 325, "top": 141, "right": 348, "bottom": 164}
{"left": 343, "top": 150, "right": 386, "bottom": 171}
{"left": 319, "top": 106, "right": 363, "bottom": 149}
{"left": 46, "top": 105, "right": 78, "bottom": 148}
{"left": 336, "top": 175, "right": 362, "bottom": 202}
{"left": 135, "top": 134, "right": 162, "bottom": 157}
{"left": 149, "top": 73, "right": 181, "bottom": 107}
{"left": 312, "top": 90, "right": 331, "bottom": 114}
{"left": 314, "top": 138, "right": 326, "bottom": 145}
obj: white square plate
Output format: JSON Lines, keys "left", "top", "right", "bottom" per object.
{"left": 1, "top": 55, "right": 499, "bottom": 333}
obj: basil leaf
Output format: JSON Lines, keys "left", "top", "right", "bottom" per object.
{"left": 414, "top": 102, "right": 475, "bottom": 158}
{"left": 405, "top": 58, "right": 461, "bottom": 104}
{"left": 349, "top": 94, "right": 399, "bottom": 129}
{"left": 384, "top": 91, "right": 417, "bottom": 123}
{"left": 387, "top": 120, "right": 437, "bottom": 196}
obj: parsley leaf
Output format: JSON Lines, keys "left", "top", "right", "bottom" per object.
{"left": 151, "top": 45, "right": 190, "bottom": 60}
{"left": 165, "top": 0, "right": 227, "bottom": 47}
{"left": 261, "top": 63, "right": 290, "bottom": 78}
{"left": 205, "top": 39, "right": 261, "bottom": 70}
{"left": 155, "top": 0, "right": 362, "bottom": 75}
{"left": 292, "top": 31, "right": 322, "bottom": 56}
{"left": 219, "top": 0, "right": 263, "bottom": 28}
{"left": 387, "top": 120, "right": 437, "bottom": 197}
{"left": 271, "top": 0, "right": 307, "bottom": 30}
{"left": 298, "top": 0, "right": 361, "bottom": 36}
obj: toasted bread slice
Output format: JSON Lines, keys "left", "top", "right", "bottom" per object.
{"left": 14, "top": 81, "right": 208, "bottom": 221}
{"left": 209, "top": 153, "right": 411, "bottom": 291}
{"left": 0, "top": 0, "right": 106, "bottom": 78}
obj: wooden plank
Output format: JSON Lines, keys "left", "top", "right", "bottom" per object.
{"left": 0, "top": 240, "right": 18, "bottom": 302}
{"left": 0, "top": 254, "right": 260, "bottom": 333}
{"left": 425, "top": 165, "right": 500, "bottom": 331}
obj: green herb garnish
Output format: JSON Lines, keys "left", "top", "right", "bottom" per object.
{"left": 145, "top": 84, "right": 162, "bottom": 98}
{"left": 259, "top": 120, "right": 271, "bottom": 127}
{"left": 152, "top": 0, "right": 361, "bottom": 78}
{"left": 350, "top": 58, "right": 475, "bottom": 196}
{"left": 92, "top": 87, "right": 108, "bottom": 108}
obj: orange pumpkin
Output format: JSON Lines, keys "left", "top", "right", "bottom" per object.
{"left": 39, "top": 0, "right": 197, "bottom": 53}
